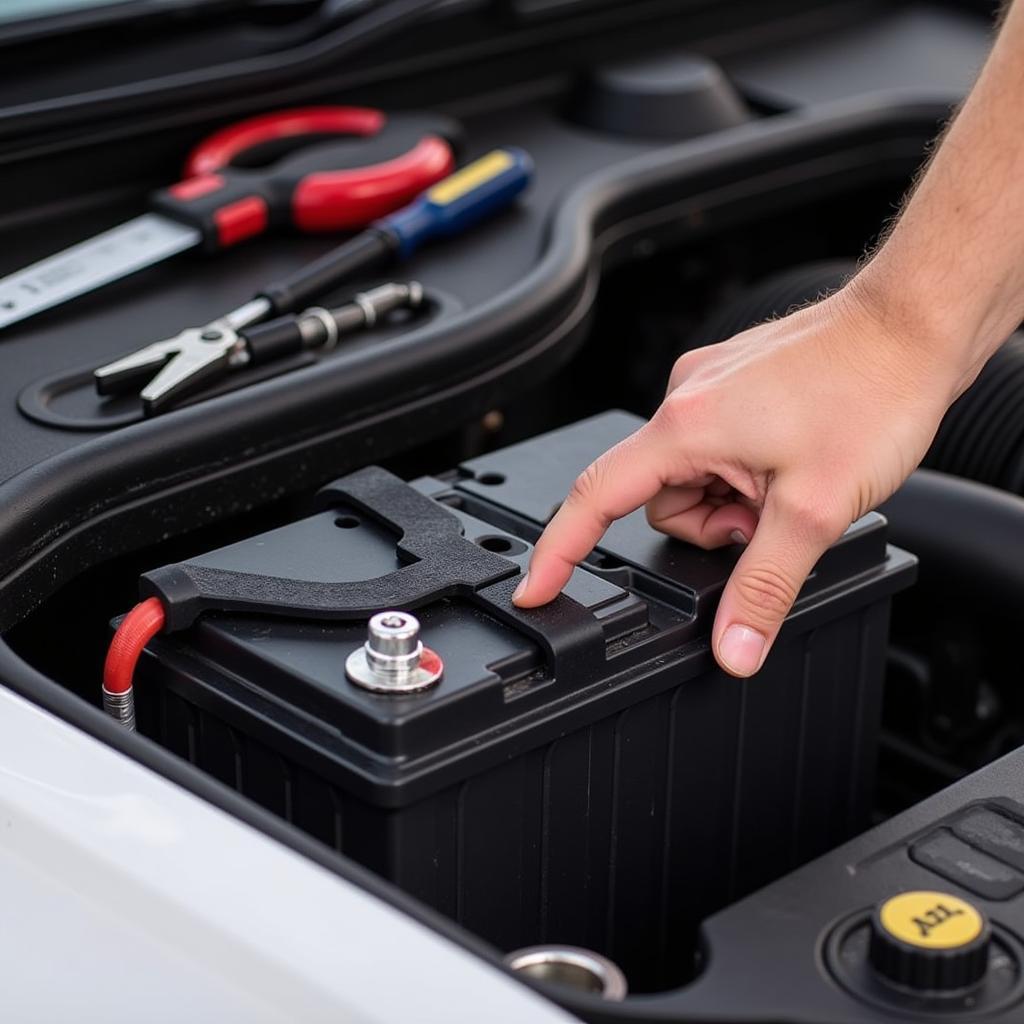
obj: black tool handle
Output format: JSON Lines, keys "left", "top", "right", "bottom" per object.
{"left": 241, "top": 280, "right": 422, "bottom": 362}
{"left": 240, "top": 318, "right": 307, "bottom": 365}
{"left": 258, "top": 229, "right": 397, "bottom": 315}
{"left": 240, "top": 308, "right": 361, "bottom": 363}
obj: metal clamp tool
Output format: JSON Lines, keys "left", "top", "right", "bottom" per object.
{"left": 94, "top": 283, "right": 423, "bottom": 413}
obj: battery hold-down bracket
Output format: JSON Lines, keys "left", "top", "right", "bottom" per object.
{"left": 140, "top": 465, "right": 607, "bottom": 681}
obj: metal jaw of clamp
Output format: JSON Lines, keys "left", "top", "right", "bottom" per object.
{"left": 93, "top": 297, "right": 270, "bottom": 414}
{"left": 94, "top": 283, "right": 423, "bottom": 415}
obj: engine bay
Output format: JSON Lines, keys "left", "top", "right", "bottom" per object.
{"left": 1, "top": 1, "right": 1022, "bottom": 1021}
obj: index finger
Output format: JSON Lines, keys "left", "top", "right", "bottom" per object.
{"left": 512, "top": 422, "right": 673, "bottom": 607}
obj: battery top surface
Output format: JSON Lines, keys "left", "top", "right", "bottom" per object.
{"left": 141, "top": 411, "right": 914, "bottom": 792}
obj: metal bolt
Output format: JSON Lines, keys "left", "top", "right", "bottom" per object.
{"left": 346, "top": 611, "right": 443, "bottom": 694}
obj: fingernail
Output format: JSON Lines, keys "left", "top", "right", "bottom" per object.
{"left": 512, "top": 572, "right": 530, "bottom": 604}
{"left": 729, "top": 529, "right": 749, "bottom": 545}
{"left": 718, "top": 624, "right": 767, "bottom": 677}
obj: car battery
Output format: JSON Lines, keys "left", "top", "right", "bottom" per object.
{"left": 131, "top": 410, "right": 916, "bottom": 992}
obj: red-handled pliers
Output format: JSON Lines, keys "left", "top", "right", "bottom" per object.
{"left": 0, "top": 106, "right": 461, "bottom": 333}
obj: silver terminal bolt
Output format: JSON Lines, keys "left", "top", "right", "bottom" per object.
{"left": 346, "top": 611, "right": 443, "bottom": 694}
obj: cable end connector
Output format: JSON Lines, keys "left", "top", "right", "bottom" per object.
{"left": 102, "top": 686, "right": 137, "bottom": 732}
{"left": 102, "top": 596, "right": 166, "bottom": 730}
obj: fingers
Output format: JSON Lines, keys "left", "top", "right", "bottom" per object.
{"left": 512, "top": 423, "right": 674, "bottom": 607}
{"left": 712, "top": 489, "right": 844, "bottom": 677}
{"left": 645, "top": 483, "right": 760, "bottom": 548}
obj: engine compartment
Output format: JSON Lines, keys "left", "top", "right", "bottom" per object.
{"left": 0, "top": 2, "right": 1021, "bottom": 1021}
{"left": 100, "top": 417, "right": 911, "bottom": 995}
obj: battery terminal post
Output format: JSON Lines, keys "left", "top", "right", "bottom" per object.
{"left": 345, "top": 611, "right": 443, "bottom": 694}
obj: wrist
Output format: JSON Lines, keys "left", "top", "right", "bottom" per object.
{"left": 839, "top": 258, "right": 993, "bottom": 403}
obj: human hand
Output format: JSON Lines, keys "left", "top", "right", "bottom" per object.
{"left": 512, "top": 284, "right": 957, "bottom": 677}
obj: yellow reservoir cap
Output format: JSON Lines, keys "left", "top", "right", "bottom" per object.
{"left": 878, "top": 891, "right": 985, "bottom": 949}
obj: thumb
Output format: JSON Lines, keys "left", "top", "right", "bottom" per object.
{"left": 712, "top": 490, "right": 839, "bottom": 678}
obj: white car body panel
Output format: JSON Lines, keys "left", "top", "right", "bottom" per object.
{"left": 0, "top": 685, "right": 574, "bottom": 1023}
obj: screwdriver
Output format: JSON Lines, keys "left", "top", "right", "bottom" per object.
{"left": 94, "top": 147, "right": 534, "bottom": 413}
{"left": 252, "top": 146, "right": 534, "bottom": 321}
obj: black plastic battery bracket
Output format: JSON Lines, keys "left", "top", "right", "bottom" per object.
{"left": 141, "top": 465, "right": 606, "bottom": 680}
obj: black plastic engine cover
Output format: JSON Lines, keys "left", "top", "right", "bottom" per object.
{"left": 134, "top": 410, "right": 916, "bottom": 992}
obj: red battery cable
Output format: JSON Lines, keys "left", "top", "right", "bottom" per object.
{"left": 102, "top": 597, "right": 166, "bottom": 695}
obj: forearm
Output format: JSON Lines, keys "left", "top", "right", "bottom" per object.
{"left": 519, "top": 9, "right": 1023, "bottom": 674}
{"left": 853, "top": 0, "right": 1024, "bottom": 397}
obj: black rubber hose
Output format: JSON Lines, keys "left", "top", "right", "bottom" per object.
{"left": 687, "top": 260, "right": 1024, "bottom": 494}
{"left": 931, "top": 333, "right": 1024, "bottom": 493}
{"left": 685, "top": 260, "right": 857, "bottom": 348}
{"left": 878, "top": 469, "right": 1024, "bottom": 610}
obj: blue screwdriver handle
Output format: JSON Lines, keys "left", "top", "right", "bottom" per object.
{"left": 375, "top": 147, "right": 534, "bottom": 259}
{"left": 258, "top": 147, "right": 533, "bottom": 315}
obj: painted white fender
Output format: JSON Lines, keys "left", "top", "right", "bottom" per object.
{"left": 0, "top": 685, "right": 575, "bottom": 1024}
